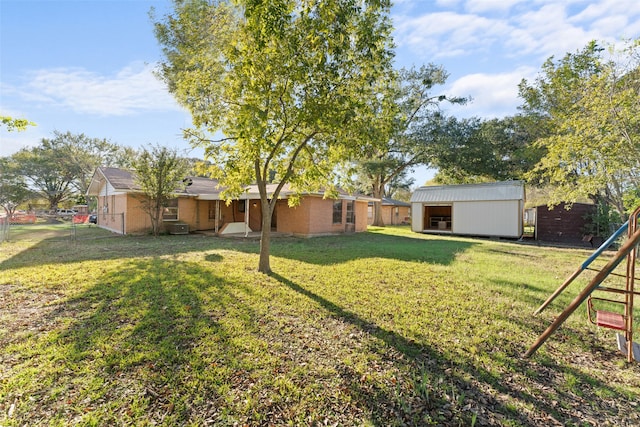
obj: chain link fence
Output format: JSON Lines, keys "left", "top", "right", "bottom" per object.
{"left": 0, "top": 213, "right": 120, "bottom": 243}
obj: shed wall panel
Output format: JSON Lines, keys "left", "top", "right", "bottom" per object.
{"left": 411, "top": 203, "right": 423, "bottom": 232}
{"left": 452, "top": 200, "right": 521, "bottom": 237}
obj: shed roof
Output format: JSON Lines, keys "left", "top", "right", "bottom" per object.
{"left": 410, "top": 181, "right": 524, "bottom": 203}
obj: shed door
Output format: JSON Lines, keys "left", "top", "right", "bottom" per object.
{"left": 423, "top": 205, "right": 452, "bottom": 231}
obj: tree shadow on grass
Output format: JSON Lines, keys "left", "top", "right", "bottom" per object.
{"left": 0, "top": 229, "right": 475, "bottom": 274}
{"left": 269, "top": 272, "right": 515, "bottom": 425}
{"left": 4, "top": 255, "right": 283, "bottom": 425}
{"left": 244, "top": 231, "right": 477, "bottom": 266}
{"left": 4, "top": 230, "right": 638, "bottom": 425}
{"left": 2, "top": 251, "right": 488, "bottom": 426}
{"left": 41, "top": 258, "right": 247, "bottom": 423}
{"left": 270, "top": 271, "right": 640, "bottom": 426}
{"left": 0, "top": 232, "right": 244, "bottom": 272}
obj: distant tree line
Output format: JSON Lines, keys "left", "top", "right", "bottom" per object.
{"left": 1, "top": 131, "right": 134, "bottom": 213}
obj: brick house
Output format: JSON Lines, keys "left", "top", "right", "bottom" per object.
{"left": 86, "top": 167, "right": 374, "bottom": 236}
{"left": 367, "top": 197, "right": 411, "bottom": 225}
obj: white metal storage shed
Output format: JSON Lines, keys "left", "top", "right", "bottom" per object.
{"left": 410, "top": 181, "right": 525, "bottom": 238}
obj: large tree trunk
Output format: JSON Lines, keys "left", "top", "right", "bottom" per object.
{"left": 372, "top": 200, "right": 385, "bottom": 227}
{"left": 371, "top": 180, "right": 385, "bottom": 227}
{"left": 258, "top": 199, "right": 272, "bottom": 274}
{"left": 152, "top": 204, "right": 162, "bottom": 237}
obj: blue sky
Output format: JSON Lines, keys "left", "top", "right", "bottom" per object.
{"left": 2, "top": 0, "right": 639, "bottom": 186}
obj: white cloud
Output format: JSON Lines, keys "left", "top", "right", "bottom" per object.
{"left": 571, "top": 0, "right": 640, "bottom": 22}
{"left": 0, "top": 126, "right": 45, "bottom": 157}
{"left": 435, "top": 0, "right": 461, "bottom": 7}
{"left": 394, "top": 12, "right": 512, "bottom": 59}
{"left": 464, "top": 0, "right": 526, "bottom": 14}
{"left": 510, "top": 4, "right": 593, "bottom": 58}
{"left": 394, "top": 0, "right": 640, "bottom": 65}
{"left": 445, "top": 66, "right": 537, "bottom": 118}
{"left": 572, "top": 0, "right": 640, "bottom": 40}
{"left": 20, "top": 62, "right": 182, "bottom": 117}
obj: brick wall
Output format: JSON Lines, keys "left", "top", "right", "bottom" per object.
{"left": 124, "top": 195, "right": 151, "bottom": 234}
{"left": 276, "top": 198, "right": 312, "bottom": 235}
{"left": 354, "top": 201, "right": 369, "bottom": 232}
{"left": 381, "top": 205, "right": 411, "bottom": 225}
{"left": 276, "top": 196, "right": 370, "bottom": 236}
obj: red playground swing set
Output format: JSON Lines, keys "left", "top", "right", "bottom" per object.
{"left": 525, "top": 205, "right": 640, "bottom": 363}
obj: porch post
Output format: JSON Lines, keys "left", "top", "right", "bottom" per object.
{"left": 215, "top": 200, "right": 220, "bottom": 234}
{"left": 245, "top": 197, "right": 249, "bottom": 238}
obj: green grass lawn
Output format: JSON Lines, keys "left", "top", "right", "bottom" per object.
{"left": 1, "top": 224, "right": 638, "bottom": 426}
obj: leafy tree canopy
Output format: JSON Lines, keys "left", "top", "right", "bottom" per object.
{"left": 6, "top": 131, "right": 132, "bottom": 210}
{"left": 0, "top": 157, "right": 33, "bottom": 215}
{"left": 352, "top": 65, "right": 467, "bottom": 226}
{"left": 11, "top": 144, "right": 77, "bottom": 211}
{"left": 519, "top": 39, "right": 640, "bottom": 217}
{"left": 1, "top": 116, "right": 35, "bottom": 132}
{"left": 0, "top": 157, "right": 34, "bottom": 241}
{"left": 430, "top": 115, "right": 544, "bottom": 184}
{"left": 155, "top": 0, "right": 395, "bottom": 272}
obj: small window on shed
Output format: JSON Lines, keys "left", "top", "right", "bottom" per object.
{"left": 332, "top": 200, "right": 343, "bottom": 224}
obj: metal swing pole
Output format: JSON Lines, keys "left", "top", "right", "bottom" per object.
{"left": 525, "top": 225, "right": 640, "bottom": 358}
{"left": 534, "top": 221, "right": 629, "bottom": 315}
{"left": 623, "top": 207, "right": 639, "bottom": 362}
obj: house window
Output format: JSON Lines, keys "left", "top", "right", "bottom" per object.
{"left": 238, "top": 200, "right": 246, "bottom": 213}
{"left": 346, "top": 201, "right": 355, "bottom": 224}
{"left": 332, "top": 200, "right": 342, "bottom": 224}
{"left": 367, "top": 205, "right": 373, "bottom": 219}
{"left": 163, "top": 198, "right": 179, "bottom": 221}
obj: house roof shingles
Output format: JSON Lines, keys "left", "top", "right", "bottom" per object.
{"left": 100, "top": 167, "right": 140, "bottom": 191}
{"left": 87, "top": 167, "right": 375, "bottom": 202}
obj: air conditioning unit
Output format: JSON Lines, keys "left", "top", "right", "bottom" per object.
{"left": 169, "top": 223, "right": 189, "bottom": 235}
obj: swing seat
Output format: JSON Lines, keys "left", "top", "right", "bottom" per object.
{"left": 595, "top": 310, "right": 626, "bottom": 330}
{"left": 588, "top": 296, "right": 627, "bottom": 331}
